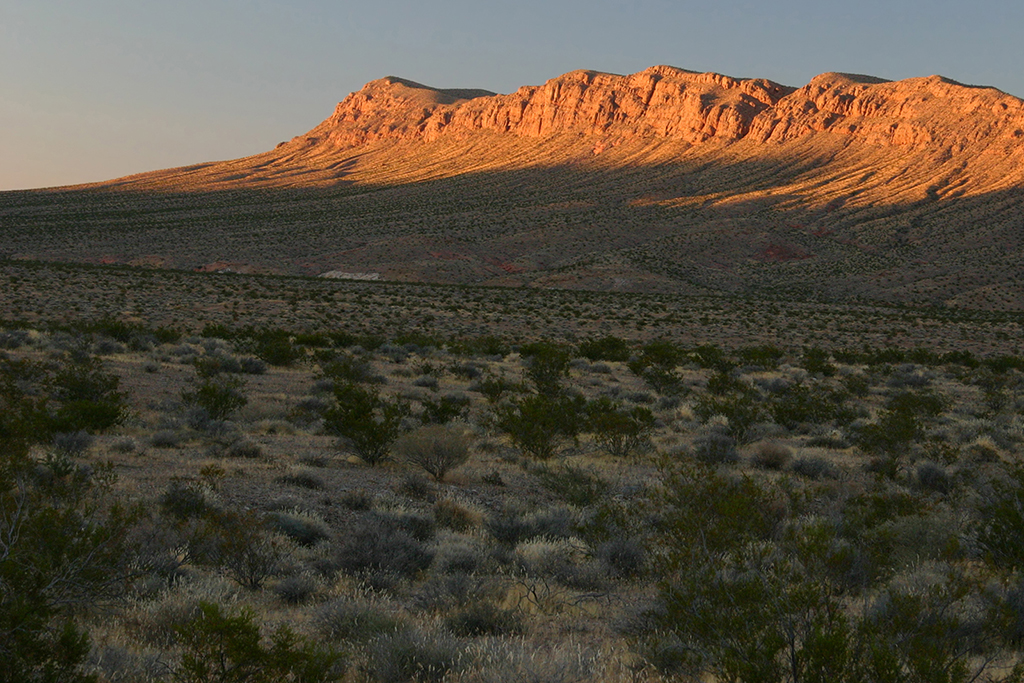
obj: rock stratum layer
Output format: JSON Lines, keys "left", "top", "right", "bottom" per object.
{"left": 3, "top": 65, "right": 1024, "bottom": 310}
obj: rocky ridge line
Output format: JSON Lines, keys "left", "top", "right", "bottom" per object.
{"left": 293, "top": 65, "right": 1024, "bottom": 159}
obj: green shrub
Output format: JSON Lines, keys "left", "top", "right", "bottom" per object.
{"left": 47, "top": 355, "right": 127, "bottom": 433}
{"left": 470, "top": 375, "right": 519, "bottom": 404}
{"left": 651, "top": 467, "right": 917, "bottom": 683}
{"left": 160, "top": 481, "right": 209, "bottom": 521}
{"left": 181, "top": 376, "right": 247, "bottom": 422}
{"left": 578, "top": 335, "right": 631, "bottom": 362}
{"left": 587, "top": 397, "right": 655, "bottom": 458}
{"left": 420, "top": 394, "right": 471, "bottom": 424}
{"left": 0, "top": 369, "right": 133, "bottom": 682}
{"left": 770, "top": 384, "right": 852, "bottom": 429}
{"left": 493, "top": 393, "right": 585, "bottom": 460}
{"left": 655, "top": 463, "right": 781, "bottom": 559}
{"left": 628, "top": 340, "right": 687, "bottom": 394}
{"left": 978, "top": 466, "right": 1024, "bottom": 570}
{"left": 519, "top": 341, "right": 571, "bottom": 395}
{"left": 737, "top": 344, "right": 784, "bottom": 369}
{"left": 687, "top": 343, "right": 729, "bottom": 370}
{"left": 857, "top": 573, "right": 1015, "bottom": 683}
{"left": 856, "top": 391, "right": 945, "bottom": 454}
{"left": 250, "top": 330, "right": 302, "bottom": 367}
{"left": 53, "top": 399, "right": 126, "bottom": 434}
{"left": 694, "top": 392, "right": 762, "bottom": 443}
{"left": 802, "top": 346, "right": 837, "bottom": 376}
{"left": 200, "top": 512, "right": 287, "bottom": 589}
{"left": 175, "top": 601, "right": 343, "bottom": 683}
{"left": 323, "top": 382, "right": 409, "bottom": 465}
{"left": 448, "top": 362, "right": 483, "bottom": 380}
{"left": 448, "top": 335, "right": 510, "bottom": 358}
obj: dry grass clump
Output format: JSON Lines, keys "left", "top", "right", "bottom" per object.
{"left": 752, "top": 440, "right": 793, "bottom": 470}
{"left": 433, "top": 498, "right": 482, "bottom": 532}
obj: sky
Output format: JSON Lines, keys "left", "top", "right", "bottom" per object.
{"left": 2, "top": 0, "right": 1023, "bottom": 191}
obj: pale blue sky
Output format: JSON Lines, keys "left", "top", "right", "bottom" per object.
{"left": 2, "top": 0, "right": 1022, "bottom": 190}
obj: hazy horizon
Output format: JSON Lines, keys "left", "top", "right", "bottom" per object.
{"left": 3, "top": 0, "right": 1023, "bottom": 191}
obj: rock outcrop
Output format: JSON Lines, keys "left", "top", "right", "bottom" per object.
{"left": 295, "top": 66, "right": 1024, "bottom": 158}
{"left": 301, "top": 67, "right": 793, "bottom": 148}
{"left": 749, "top": 72, "right": 1024, "bottom": 155}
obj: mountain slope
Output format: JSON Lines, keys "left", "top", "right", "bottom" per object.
{"left": 2, "top": 66, "right": 1024, "bottom": 309}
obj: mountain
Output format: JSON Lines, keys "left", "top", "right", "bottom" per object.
{"left": 3, "top": 65, "right": 1024, "bottom": 309}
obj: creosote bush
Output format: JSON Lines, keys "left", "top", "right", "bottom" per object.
{"left": 175, "top": 601, "right": 343, "bottom": 682}
{"left": 181, "top": 375, "right": 247, "bottom": 422}
{"left": 492, "top": 393, "right": 586, "bottom": 460}
{"left": 323, "top": 381, "right": 409, "bottom": 465}
{"left": 587, "top": 396, "right": 656, "bottom": 458}
{"left": 1, "top": 351, "right": 134, "bottom": 682}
